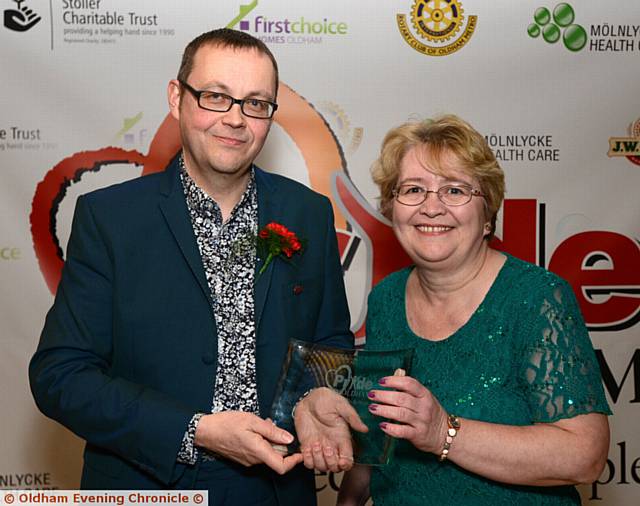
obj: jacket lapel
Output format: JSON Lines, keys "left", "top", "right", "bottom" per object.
{"left": 254, "top": 167, "right": 282, "bottom": 330}
{"left": 157, "top": 157, "right": 211, "bottom": 306}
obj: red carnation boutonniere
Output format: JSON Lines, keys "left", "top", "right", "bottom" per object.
{"left": 257, "top": 222, "right": 304, "bottom": 276}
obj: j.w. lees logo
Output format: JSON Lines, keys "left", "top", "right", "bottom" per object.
{"left": 608, "top": 117, "right": 640, "bottom": 166}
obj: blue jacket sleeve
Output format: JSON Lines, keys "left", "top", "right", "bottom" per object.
{"left": 29, "top": 195, "right": 194, "bottom": 485}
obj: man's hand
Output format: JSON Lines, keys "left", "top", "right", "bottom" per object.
{"left": 195, "top": 412, "right": 303, "bottom": 474}
{"left": 294, "top": 387, "right": 368, "bottom": 472}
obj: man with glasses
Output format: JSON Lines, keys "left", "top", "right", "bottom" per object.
{"left": 30, "top": 28, "right": 354, "bottom": 505}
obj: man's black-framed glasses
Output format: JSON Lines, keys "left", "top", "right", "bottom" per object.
{"left": 393, "top": 184, "right": 485, "bottom": 207}
{"left": 178, "top": 80, "right": 278, "bottom": 119}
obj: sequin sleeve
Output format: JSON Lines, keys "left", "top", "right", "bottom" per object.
{"left": 520, "top": 278, "right": 612, "bottom": 422}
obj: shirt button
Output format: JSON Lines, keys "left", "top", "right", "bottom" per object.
{"left": 202, "top": 353, "right": 215, "bottom": 365}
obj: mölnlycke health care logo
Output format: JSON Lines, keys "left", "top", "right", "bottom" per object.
{"left": 396, "top": 0, "right": 477, "bottom": 56}
{"left": 527, "top": 3, "right": 587, "bottom": 51}
{"left": 528, "top": 3, "right": 640, "bottom": 53}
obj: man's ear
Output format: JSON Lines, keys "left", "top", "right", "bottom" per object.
{"left": 167, "top": 80, "right": 182, "bottom": 121}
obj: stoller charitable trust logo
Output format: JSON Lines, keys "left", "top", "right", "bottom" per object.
{"left": 527, "top": 3, "right": 587, "bottom": 51}
{"left": 3, "top": 0, "right": 41, "bottom": 32}
{"left": 233, "top": 0, "right": 348, "bottom": 44}
{"left": 396, "top": 0, "right": 477, "bottom": 56}
{"left": 608, "top": 118, "right": 640, "bottom": 166}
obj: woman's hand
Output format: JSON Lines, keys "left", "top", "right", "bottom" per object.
{"left": 367, "top": 375, "right": 448, "bottom": 455}
{"left": 368, "top": 376, "right": 610, "bottom": 486}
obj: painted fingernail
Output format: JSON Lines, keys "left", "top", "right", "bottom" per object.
{"left": 368, "top": 404, "right": 378, "bottom": 412}
{"left": 379, "top": 378, "right": 387, "bottom": 385}
{"left": 379, "top": 422, "right": 388, "bottom": 430}
{"left": 367, "top": 391, "right": 375, "bottom": 399}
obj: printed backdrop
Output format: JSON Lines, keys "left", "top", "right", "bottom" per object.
{"left": 1, "top": 1, "right": 639, "bottom": 504}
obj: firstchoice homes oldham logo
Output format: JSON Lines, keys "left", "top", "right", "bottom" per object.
{"left": 232, "top": 0, "right": 348, "bottom": 44}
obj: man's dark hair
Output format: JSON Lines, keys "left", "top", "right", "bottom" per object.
{"left": 177, "top": 28, "right": 279, "bottom": 97}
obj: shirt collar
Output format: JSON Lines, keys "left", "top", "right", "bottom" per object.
{"left": 179, "top": 154, "right": 256, "bottom": 221}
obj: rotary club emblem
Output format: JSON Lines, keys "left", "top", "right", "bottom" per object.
{"left": 397, "top": 0, "right": 477, "bottom": 56}
{"left": 412, "top": 0, "right": 464, "bottom": 41}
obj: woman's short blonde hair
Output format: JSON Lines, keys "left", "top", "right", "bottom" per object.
{"left": 371, "top": 114, "right": 505, "bottom": 238}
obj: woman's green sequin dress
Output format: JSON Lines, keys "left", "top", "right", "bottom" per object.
{"left": 365, "top": 254, "right": 611, "bottom": 506}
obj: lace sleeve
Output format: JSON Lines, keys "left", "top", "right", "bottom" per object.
{"left": 521, "top": 279, "right": 611, "bottom": 422}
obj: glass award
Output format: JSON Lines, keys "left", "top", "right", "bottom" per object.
{"left": 269, "top": 339, "right": 414, "bottom": 465}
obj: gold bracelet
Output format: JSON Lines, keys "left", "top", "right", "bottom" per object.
{"left": 438, "top": 414, "right": 461, "bottom": 462}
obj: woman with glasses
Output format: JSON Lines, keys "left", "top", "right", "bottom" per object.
{"left": 337, "top": 115, "right": 611, "bottom": 506}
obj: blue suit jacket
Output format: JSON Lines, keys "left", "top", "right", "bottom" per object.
{"left": 29, "top": 157, "right": 352, "bottom": 504}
